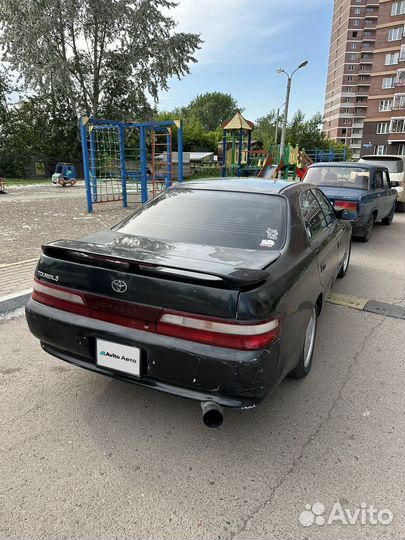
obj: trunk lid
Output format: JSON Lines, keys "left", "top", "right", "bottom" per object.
{"left": 37, "top": 230, "right": 280, "bottom": 319}
{"left": 319, "top": 186, "right": 368, "bottom": 203}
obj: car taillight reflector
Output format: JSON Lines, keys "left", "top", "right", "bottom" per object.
{"left": 33, "top": 280, "right": 84, "bottom": 304}
{"left": 334, "top": 200, "right": 358, "bottom": 212}
{"left": 157, "top": 312, "right": 280, "bottom": 350}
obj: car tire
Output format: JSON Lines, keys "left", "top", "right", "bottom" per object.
{"left": 381, "top": 215, "right": 393, "bottom": 225}
{"left": 337, "top": 241, "right": 351, "bottom": 278}
{"left": 288, "top": 307, "right": 317, "bottom": 379}
{"left": 396, "top": 201, "right": 405, "bottom": 213}
{"left": 360, "top": 215, "right": 374, "bottom": 242}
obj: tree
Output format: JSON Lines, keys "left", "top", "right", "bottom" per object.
{"left": 155, "top": 111, "right": 218, "bottom": 152}
{"left": 286, "top": 110, "right": 325, "bottom": 149}
{"left": 182, "top": 92, "right": 240, "bottom": 131}
{"left": 0, "top": 91, "right": 81, "bottom": 177}
{"left": 252, "top": 110, "right": 277, "bottom": 149}
{"left": 0, "top": 0, "right": 202, "bottom": 120}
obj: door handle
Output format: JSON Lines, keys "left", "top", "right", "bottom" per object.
{"left": 321, "top": 263, "right": 327, "bottom": 273}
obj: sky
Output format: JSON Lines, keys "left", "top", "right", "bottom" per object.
{"left": 159, "top": 0, "right": 334, "bottom": 122}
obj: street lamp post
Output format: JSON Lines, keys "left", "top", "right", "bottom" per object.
{"left": 277, "top": 60, "right": 308, "bottom": 160}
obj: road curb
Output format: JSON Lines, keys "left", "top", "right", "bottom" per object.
{"left": 327, "top": 292, "right": 405, "bottom": 320}
{"left": 0, "top": 289, "right": 32, "bottom": 315}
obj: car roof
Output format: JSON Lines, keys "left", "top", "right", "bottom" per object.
{"left": 308, "top": 161, "right": 379, "bottom": 170}
{"left": 174, "top": 177, "right": 298, "bottom": 195}
{"left": 360, "top": 155, "right": 405, "bottom": 159}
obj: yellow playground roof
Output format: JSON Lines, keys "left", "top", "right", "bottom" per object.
{"left": 222, "top": 112, "right": 254, "bottom": 131}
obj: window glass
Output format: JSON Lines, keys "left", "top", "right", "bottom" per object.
{"left": 382, "top": 171, "right": 390, "bottom": 189}
{"left": 375, "top": 171, "right": 383, "bottom": 189}
{"left": 299, "top": 190, "right": 327, "bottom": 240}
{"left": 116, "top": 189, "right": 287, "bottom": 250}
{"left": 361, "top": 157, "right": 403, "bottom": 173}
{"left": 304, "top": 166, "right": 370, "bottom": 189}
{"left": 312, "top": 189, "right": 337, "bottom": 226}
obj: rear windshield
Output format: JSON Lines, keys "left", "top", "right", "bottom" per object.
{"left": 360, "top": 157, "right": 404, "bottom": 174}
{"left": 115, "top": 189, "right": 286, "bottom": 250}
{"left": 304, "top": 166, "right": 370, "bottom": 189}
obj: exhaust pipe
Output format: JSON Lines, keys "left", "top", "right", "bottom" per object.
{"left": 201, "top": 401, "right": 224, "bottom": 428}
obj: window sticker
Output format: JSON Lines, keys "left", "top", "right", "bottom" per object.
{"left": 260, "top": 239, "right": 275, "bottom": 248}
{"left": 266, "top": 228, "right": 279, "bottom": 241}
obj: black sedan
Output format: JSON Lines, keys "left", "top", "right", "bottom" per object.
{"left": 26, "top": 179, "right": 351, "bottom": 427}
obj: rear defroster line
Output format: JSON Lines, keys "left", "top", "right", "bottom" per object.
{"left": 327, "top": 292, "right": 405, "bottom": 320}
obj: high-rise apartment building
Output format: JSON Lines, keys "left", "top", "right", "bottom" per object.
{"left": 323, "top": 0, "right": 379, "bottom": 159}
{"left": 362, "top": 0, "right": 405, "bottom": 155}
{"left": 323, "top": 0, "right": 405, "bottom": 158}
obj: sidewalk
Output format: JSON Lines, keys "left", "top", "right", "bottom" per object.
{"left": 0, "top": 259, "right": 37, "bottom": 313}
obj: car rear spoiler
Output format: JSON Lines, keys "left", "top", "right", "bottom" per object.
{"left": 41, "top": 241, "right": 277, "bottom": 289}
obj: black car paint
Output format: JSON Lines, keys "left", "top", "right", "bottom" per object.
{"left": 26, "top": 179, "right": 351, "bottom": 409}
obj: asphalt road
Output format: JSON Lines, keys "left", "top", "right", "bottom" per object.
{"left": 0, "top": 213, "right": 404, "bottom": 540}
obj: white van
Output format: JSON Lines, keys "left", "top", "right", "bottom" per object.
{"left": 359, "top": 155, "right": 405, "bottom": 212}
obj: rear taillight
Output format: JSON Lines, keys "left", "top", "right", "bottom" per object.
{"left": 32, "top": 279, "right": 159, "bottom": 331}
{"left": 32, "top": 280, "right": 281, "bottom": 350}
{"left": 157, "top": 312, "right": 281, "bottom": 350}
{"left": 33, "top": 280, "right": 85, "bottom": 307}
{"left": 334, "top": 200, "right": 358, "bottom": 212}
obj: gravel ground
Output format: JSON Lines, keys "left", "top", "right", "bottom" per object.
{"left": 0, "top": 184, "right": 136, "bottom": 264}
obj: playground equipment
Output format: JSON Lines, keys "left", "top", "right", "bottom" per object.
{"left": 51, "top": 162, "right": 77, "bottom": 187}
{"left": 221, "top": 112, "right": 254, "bottom": 177}
{"left": 218, "top": 112, "right": 346, "bottom": 180}
{"left": 80, "top": 117, "right": 184, "bottom": 212}
{"left": 231, "top": 144, "right": 349, "bottom": 181}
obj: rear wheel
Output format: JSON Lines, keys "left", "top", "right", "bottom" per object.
{"left": 360, "top": 214, "right": 374, "bottom": 242}
{"left": 337, "top": 241, "right": 351, "bottom": 278}
{"left": 396, "top": 201, "right": 405, "bottom": 213}
{"left": 288, "top": 307, "right": 317, "bottom": 379}
{"left": 381, "top": 215, "right": 393, "bottom": 225}
{"left": 382, "top": 203, "right": 395, "bottom": 225}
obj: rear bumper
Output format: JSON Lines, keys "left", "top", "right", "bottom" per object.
{"left": 350, "top": 214, "right": 368, "bottom": 236}
{"left": 26, "top": 298, "right": 281, "bottom": 409}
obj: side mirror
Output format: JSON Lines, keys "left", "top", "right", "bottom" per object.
{"left": 390, "top": 181, "right": 400, "bottom": 188}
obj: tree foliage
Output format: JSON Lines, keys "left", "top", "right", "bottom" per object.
{"left": 154, "top": 92, "right": 242, "bottom": 152}
{"left": 0, "top": 92, "right": 80, "bottom": 177}
{"left": 253, "top": 108, "right": 351, "bottom": 154}
{"left": 252, "top": 110, "right": 278, "bottom": 149}
{"left": 156, "top": 110, "right": 218, "bottom": 152}
{"left": 181, "top": 92, "right": 240, "bottom": 132}
{"left": 0, "top": 0, "right": 202, "bottom": 120}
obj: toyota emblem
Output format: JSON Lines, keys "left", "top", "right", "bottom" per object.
{"left": 111, "top": 279, "right": 127, "bottom": 293}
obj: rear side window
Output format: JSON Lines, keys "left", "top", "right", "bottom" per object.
{"left": 375, "top": 171, "right": 383, "bottom": 189}
{"left": 312, "top": 189, "right": 337, "bottom": 226}
{"left": 300, "top": 190, "right": 328, "bottom": 240}
{"left": 116, "top": 189, "right": 286, "bottom": 250}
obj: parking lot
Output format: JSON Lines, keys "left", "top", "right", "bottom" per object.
{"left": 0, "top": 185, "right": 404, "bottom": 540}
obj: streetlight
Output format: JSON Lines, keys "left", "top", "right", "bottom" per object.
{"left": 277, "top": 60, "right": 308, "bottom": 158}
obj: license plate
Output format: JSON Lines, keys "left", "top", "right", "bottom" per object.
{"left": 96, "top": 339, "right": 140, "bottom": 377}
